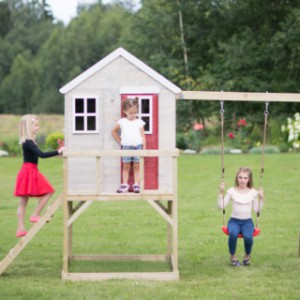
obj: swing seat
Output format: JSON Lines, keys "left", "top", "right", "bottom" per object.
{"left": 222, "top": 226, "right": 260, "bottom": 238}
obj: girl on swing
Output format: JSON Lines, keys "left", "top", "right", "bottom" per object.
{"left": 217, "top": 167, "right": 264, "bottom": 266}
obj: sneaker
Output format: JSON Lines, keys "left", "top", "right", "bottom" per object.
{"left": 132, "top": 184, "right": 140, "bottom": 193}
{"left": 243, "top": 255, "right": 251, "bottom": 266}
{"left": 230, "top": 258, "right": 240, "bottom": 267}
{"left": 117, "top": 184, "right": 129, "bottom": 193}
{"left": 16, "top": 230, "right": 27, "bottom": 238}
{"left": 30, "top": 215, "right": 41, "bottom": 223}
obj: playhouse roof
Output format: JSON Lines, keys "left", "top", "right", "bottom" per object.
{"left": 59, "top": 47, "right": 181, "bottom": 94}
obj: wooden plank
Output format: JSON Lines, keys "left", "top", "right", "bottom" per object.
{"left": 178, "top": 91, "right": 300, "bottom": 102}
{"left": 147, "top": 200, "right": 174, "bottom": 225}
{"left": 63, "top": 158, "right": 69, "bottom": 272}
{"left": 63, "top": 149, "right": 179, "bottom": 158}
{"left": 71, "top": 254, "right": 168, "bottom": 262}
{"left": 62, "top": 271, "right": 179, "bottom": 281}
{"left": 172, "top": 156, "right": 178, "bottom": 272}
{"left": 140, "top": 157, "right": 144, "bottom": 191}
{"left": 65, "top": 194, "right": 174, "bottom": 201}
{"left": 0, "top": 195, "right": 63, "bottom": 275}
{"left": 67, "top": 201, "right": 93, "bottom": 226}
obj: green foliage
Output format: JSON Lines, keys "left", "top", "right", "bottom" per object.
{"left": 45, "top": 132, "right": 64, "bottom": 150}
{"left": 176, "top": 132, "right": 188, "bottom": 150}
{"left": 1, "top": 0, "right": 300, "bottom": 120}
{"left": 1, "top": 137, "right": 21, "bottom": 156}
{"left": 281, "top": 112, "right": 300, "bottom": 151}
{"left": 249, "top": 145, "right": 280, "bottom": 154}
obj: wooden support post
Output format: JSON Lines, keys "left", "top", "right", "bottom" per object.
{"left": 63, "top": 157, "right": 69, "bottom": 272}
{"left": 172, "top": 156, "right": 178, "bottom": 272}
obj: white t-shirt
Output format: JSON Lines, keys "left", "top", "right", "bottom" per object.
{"left": 217, "top": 187, "right": 263, "bottom": 219}
{"left": 118, "top": 118, "right": 145, "bottom": 146}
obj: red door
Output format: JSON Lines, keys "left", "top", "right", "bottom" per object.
{"left": 121, "top": 94, "right": 158, "bottom": 190}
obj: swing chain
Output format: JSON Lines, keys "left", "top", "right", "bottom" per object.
{"left": 220, "top": 101, "right": 225, "bottom": 180}
{"left": 220, "top": 100, "right": 224, "bottom": 115}
{"left": 264, "top": 102, "right": 269, "bottom": 116}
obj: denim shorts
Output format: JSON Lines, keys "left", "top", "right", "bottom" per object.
{"left": 122, "top": 144, "right": 143, "bottom": 163}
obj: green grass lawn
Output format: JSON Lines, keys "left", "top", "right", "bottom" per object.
{"left": 0, "top": 153, "right": 300, "bottom": 299}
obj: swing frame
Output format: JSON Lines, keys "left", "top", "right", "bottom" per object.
{"left": 218, "top": 100, "right": 268, "bottom": 238}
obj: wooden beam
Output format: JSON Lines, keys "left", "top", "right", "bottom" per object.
{"left": 148, "top": 200, "right": 174, "bottom": 225}
{"left": 67, "top": 201, "right": 93, "bottom": 226}
{"left": 63, "top": 149, "right": 180, "bottom": 158}
{"left": 62, "top": 271, "right": 179, "bottom": 281}
{"left": 71, "top": 254, "right": 168, "bottom": 262}
{"left": 178, "top": 91, "right": 300, "bottom": 102}
{"left": 65, "top": 193, "right": 175, "bottom": 202}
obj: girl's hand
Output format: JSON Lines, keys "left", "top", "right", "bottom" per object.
{"left": 258, "top": 187, "right": 264, "bottom": 200}
{"left": 219, "top": 181, "right": 225, "bottom": 193}
{"left": 58, "top": 146, "right": 66, "bottom": 154}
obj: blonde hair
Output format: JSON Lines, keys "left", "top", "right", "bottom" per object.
{"left": 234, "top": 167, "right": 253, "bottom": 188}
{"left": 19, "top": 114, "right": 37, "bottom": 144}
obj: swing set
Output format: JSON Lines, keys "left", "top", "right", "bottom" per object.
{"left": 219, "top": 100, "right": 269, "bottom": 238}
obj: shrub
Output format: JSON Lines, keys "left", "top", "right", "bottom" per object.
{"left": 176, "top": 132, "right": 188, "bottom": 149}
{"left": 249, "top": 145, "right": 280, "bottom": 154}
{"left": 201, "top": 146, "right": 232, "bottom": 155}
{"left": 2, "top": 138, "right": 22, "bottom": 156}
{"left": 45, "top": 132, "right": 64, "bottom": 150}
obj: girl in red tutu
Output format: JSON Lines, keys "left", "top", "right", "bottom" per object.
{"left": 14, "top": 115, "right": 66, "bottom": 238}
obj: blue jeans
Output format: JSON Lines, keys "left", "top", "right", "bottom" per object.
{"left": 121, "top": 144, "right": 143, "bottom": 163}
{"left": 227, "top": 217, "right": 254, "bottom": 255}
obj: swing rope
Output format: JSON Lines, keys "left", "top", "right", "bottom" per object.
{"left": 219, "top": 100, "right": 269, "bottom": 237}
{"left": 219, "top": 101, "right": 226, "bottom": 227}
{"left": 256, "top": 102, "right": 269, "bottom": 228}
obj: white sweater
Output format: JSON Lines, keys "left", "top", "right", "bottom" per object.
{"left": 217, "top": 187, "right": 263, "bottom": 220}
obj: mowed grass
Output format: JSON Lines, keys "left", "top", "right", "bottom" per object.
{"left": 0, "top": 153, "right": 300, "bottom": 299}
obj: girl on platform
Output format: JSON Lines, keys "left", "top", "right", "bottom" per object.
{"left": 112, "top": 97, "right": 146, "bottom": 193}
{"left": 14, "top": 115, "right": 66, "bottom": 238}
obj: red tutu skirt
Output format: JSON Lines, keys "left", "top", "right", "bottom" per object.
{"left": 14, "top": 163, "right": 55, "bottom": 197}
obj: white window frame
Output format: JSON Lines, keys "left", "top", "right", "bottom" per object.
{"left": 72, "top": 96, "right": 99, "bottom": 134}
{"left": 125, "top": 95, "right": 153, "bottom": 134}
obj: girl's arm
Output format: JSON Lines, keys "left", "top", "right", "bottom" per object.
{"left": 112, "top": 124, "right": 121, "bottom": 144}
{"left": 140, "top": 127, "right": 146, "bottom": 149}
{"left": 253, "top": 187, "right": 264, "bottom": 212}
{"left": 26, "top": 140, "right": 59, "bottom": 158}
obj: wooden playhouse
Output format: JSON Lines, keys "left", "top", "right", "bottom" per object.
{"left": 59, "top": 47, "right": 181, "bottom": 280}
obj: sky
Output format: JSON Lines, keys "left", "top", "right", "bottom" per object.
{"left": 47, "top": 0, "right": 113, "bottom": 24}
{"left": 47, "top": 0, "right": 140, "bottom": 24}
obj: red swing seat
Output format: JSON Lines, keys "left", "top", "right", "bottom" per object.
{"left": 222, "top": 226, "right": 261, "bottom": 238}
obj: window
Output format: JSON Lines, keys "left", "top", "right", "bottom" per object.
{"left": 73, "top": 96, "right": 98, "bottom": 133}
{"left": 139, "top": 97, "right": 152, "bottom": 134}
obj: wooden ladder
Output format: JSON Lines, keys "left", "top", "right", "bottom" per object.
{"left": 0, "top": 194, "right": 63, "bottom": 275}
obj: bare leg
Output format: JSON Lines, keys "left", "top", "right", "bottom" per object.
{"left": 122, "top": 163, "right": 131, "bottom": 184}
{"left": 17, "top": 196, "right": 29, "bottom": 231}
{"left": 133, "top": 162, "right": 140, "bottom": 184}
{"left": 31, "top": 192, "right": 54, "bottom": 217}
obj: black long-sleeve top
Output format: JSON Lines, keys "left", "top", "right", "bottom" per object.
{"left": 22, "top": 139, "right": 58, "bottom": 165}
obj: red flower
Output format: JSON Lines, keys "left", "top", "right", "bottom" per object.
{"left": 228, "top": 132, "right": 235, "bottom": 139}
{"left": 237, "top": 119, "right": 247, "bottom": 127}
{"left": 193, "top": 123, "right": 204, "bottom": 130}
